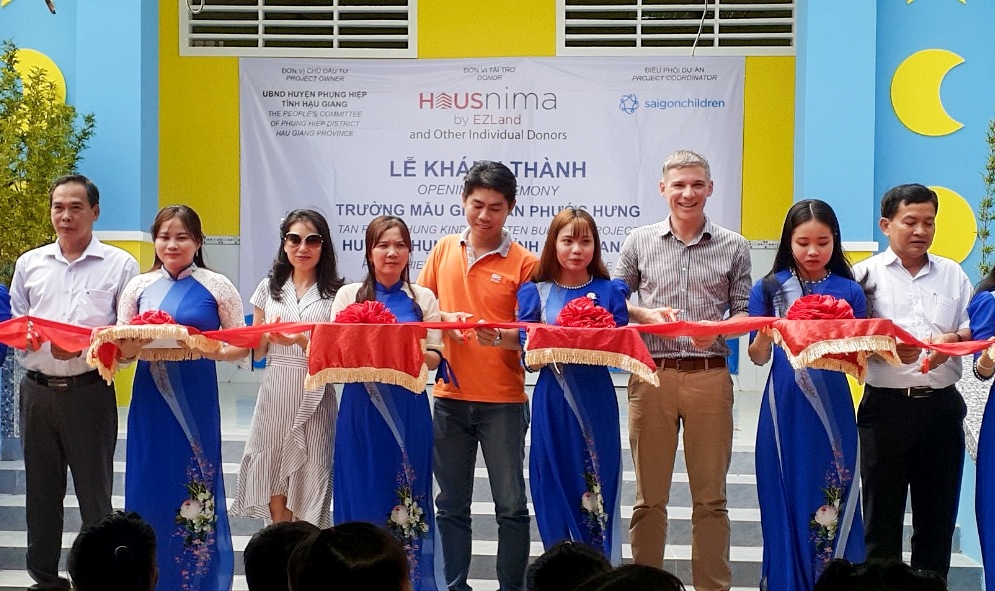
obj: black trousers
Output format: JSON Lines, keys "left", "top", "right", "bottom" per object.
{"left": 857, "top": 384, "right": 967, "bottom": 578}
{"left": 19, "top": 374, "right": 117, "bottom": 590}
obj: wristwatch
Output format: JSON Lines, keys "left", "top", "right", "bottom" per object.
{"left": 492, "top": 331, "right": 503, "bottom": 347}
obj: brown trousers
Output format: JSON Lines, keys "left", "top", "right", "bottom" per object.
{"left": 628, "top": 366, "right": 734, "bottom": 591}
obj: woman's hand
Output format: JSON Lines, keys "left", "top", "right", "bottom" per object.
{"left": 117, "top": 337, "right": 152, "bottom": 362}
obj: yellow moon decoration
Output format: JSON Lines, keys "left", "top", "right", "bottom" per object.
{"left": 891, "top": 49, "right": 964, "bottom": 137}
{"left": 13, "top": 48, "right": 67, "bottom": 103}
{"left": 929, "top": 185, "right": 976, "bottom": 263}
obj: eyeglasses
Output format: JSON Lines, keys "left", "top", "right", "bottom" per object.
{"left": 284, "top": 232, "right": 323, "bottom": 247}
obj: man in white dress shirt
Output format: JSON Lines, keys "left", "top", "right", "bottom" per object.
{"left": 10, "top": 175, "right": 138, "bottom": 590}
{"left": 852, "top": 183, "right": 972, "bottom": 579}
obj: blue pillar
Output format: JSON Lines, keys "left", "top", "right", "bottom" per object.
{"left": 75, "top": 0, "right": 158, "bottom": 231}
{"left": 794, "top": 1, "right": 878, "bottom": 242}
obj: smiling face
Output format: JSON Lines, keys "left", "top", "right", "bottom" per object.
{"left": 660, "top": 165, "right": 713, "bottom": 228}
{"left": 463, "top": 187, "right": 511, "bottom": 249}
{"left": 283, "top": 220, "right": 322, "bottom": 275}
{"left": 370, "top": 226, "right": 410, "bottom": 287}
{"left": 50, "top": 182, "right": 98, "bottom": 253}
{"left": 154, "top": 215, "right": 200, "bottom": 276}
{"left": 880, "top": 200, "right": 936, "bottom": 267}
{"left": 790, "top": 219, "right": 834, "bottom": 281}
{"left": 555, "top": 220, "right": 595, "bottom": 281}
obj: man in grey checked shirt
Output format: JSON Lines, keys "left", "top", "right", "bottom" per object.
{"left": 613, "top": 150, "right": 751, "bottom": 591}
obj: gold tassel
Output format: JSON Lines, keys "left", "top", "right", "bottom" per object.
{"left": 305, "top": 364, "right": 430, "bottom": 395}
{"left": 767, "top": 330, "right": 900, "bottom": 383}
{"left": 524, "top": 348, "right": 659, "bottom": 387}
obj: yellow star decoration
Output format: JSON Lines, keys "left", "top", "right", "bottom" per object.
{"left": 907, "top": 0, "right": 966, "bottom": 3}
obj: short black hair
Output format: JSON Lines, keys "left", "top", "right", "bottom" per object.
{"left": 879, "top": 183, "right": 938, "bottom": 220}
{"left": 68, "top": 511, "right": 157, "bottom": 591}
{"left": 527, "top": 541, "right": 611, "bottom": 591}
{"left": 288, "top": 523, "right": 409, "bottom": 591}
{"left": 462, "top": 160, "right": 517, "bottom": 205}
{"left": 574, "top": 564, "right": 686, "bottom": 591}
{"left": 814, "top": 559, "right": 947, "bottom": 591}
{"left": 244, "top": 521, "right": 320, "bottom": 591}
{"left": 50, "top": 174, "right": 99, "bottom": 207}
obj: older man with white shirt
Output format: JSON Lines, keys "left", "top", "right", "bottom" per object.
{"left": 10, "top": 174, "right": 138, "bottom": 590}
{"left": 852, "top": 183, "right": 972, "bottom": 580}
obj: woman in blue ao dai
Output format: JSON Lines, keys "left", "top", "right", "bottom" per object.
{"left": 967, "top": 267, "right": 995, "bottom": 591}
{"left": 517, "top": 207, "right": 628, "bottom": 563}
{"left": 116, "top": 206, "right": 249, "bottom": 591}
{"left": 331, "top": 215, "right": 446, "bottom": 591}
{"left": 747, "top": 199, "right": 866, "bottom": 590}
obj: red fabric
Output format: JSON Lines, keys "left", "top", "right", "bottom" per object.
{"left": 334, "top": 301, "right": 397, "bottom": 324}
{"left": 0, "top": 316, "right": 93, "bottom": 352}
{"left": 525, "top": 325, "right": 655, "bottom": 370}
{"left": 785, "top": 294, "right": 854, "bottom": 320}
{"left": 307, "top": 323, "right": 427, "bottom": 382}
{"left": 555, "top": 297, "right": 617, "bottom": 328}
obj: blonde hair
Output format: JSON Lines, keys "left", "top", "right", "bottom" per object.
{"left": 662, "top": 150, "right": 711, "bottom": 181}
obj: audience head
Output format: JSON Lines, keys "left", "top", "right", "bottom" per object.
{"left": 67, "top": 511, "right": 157, "bottom": 591}
{"left": 814, "top": 559, "right": 947, "bottom": 591}
{"left": 288, "top": 522, "right": 410, "bottom": 591}
{"left": 574, "top": 564, "right": 686, "bottom": 591}
{"left": 244, "top": 521, "right": 319, "bottom": 591}
{"left": 527, "top": 541, "right": 611, "bottom": 591}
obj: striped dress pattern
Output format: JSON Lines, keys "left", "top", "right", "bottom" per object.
{"left": 230, "top": 278, "right": 338, "bottom": 527}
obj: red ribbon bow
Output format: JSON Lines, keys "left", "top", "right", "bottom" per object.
{"left": 555, "top": 297, "right": 616, "bottom": 328}
{"left": 334, "top": 300, "right": 397, "bottom": 324}
{"left": 785, "top": 294, "right": 854, "bottom": 321}
{"left": 128, "top": 310, "right": 177, "bottom": 325}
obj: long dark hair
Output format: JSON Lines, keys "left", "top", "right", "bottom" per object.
{"left": 287, "top": 523, "right": 409, "bottom": 591}
{"left": 354, "top": 216, "right": 421, "bottom": 319}
{"left": 533, "top": 207, "right": 610, "bottom": 282}
{"left": 268, "top": 209, "right": 344, "bottom": 301}
{"left": 149, "top": 205, "right": 207, "bottom": 273}
{"left": 761, "top": 199, "right": 856, "bottom": 308}
{"left": 977, "top": 267, "right": 995, "bottom": 296}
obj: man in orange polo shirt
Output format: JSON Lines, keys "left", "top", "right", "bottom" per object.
{"left": 418, "top": 160, "right": 538, "bottom": 591}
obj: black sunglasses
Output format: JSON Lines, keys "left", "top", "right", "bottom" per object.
{"left": 284, "top": 232, "right": 323, "bottom": 247}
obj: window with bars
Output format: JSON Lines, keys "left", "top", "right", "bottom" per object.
{"left": 179, "top": 0, "right": 416, "bottom": 58}
{"left": 558, "top": 0, "right": 794, "bottom": 56}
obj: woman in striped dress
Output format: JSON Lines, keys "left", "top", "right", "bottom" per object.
{"left": 231, "top": 209, "right": 345, "bottom": 526}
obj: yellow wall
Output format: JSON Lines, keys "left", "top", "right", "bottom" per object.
{"left": 419, "top": 1, "right": 556, "bottom": 58}
{"left": 159, "top": 2, "right": 794, "bottom": 238}
{"left": 741, "top": 56, "right": 795, "bottom": 240}
{"left": 159, "top": 4, "right": 240, "bottom": 235}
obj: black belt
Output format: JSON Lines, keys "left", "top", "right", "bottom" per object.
{"left": 866, "top": 384, "right": 956, "bottom": 399}
{"left": 26, "top": 370, "right": 104, "bottom": 392}
{"left": 654, "top": 357, "right": 727, "bottom": 372}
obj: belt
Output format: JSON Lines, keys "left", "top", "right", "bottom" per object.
{"left": 25, "top": 370, "right": 104, "bottom": 392}
{"left": 866, "top": 384, "right": 956, "bottom": 399}
{"left": 654, "top": 357, "right": 727, "bottom": 372}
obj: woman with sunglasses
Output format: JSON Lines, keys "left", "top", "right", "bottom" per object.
{"left": 231, "top": 209, "right": 345, "bottom": 527}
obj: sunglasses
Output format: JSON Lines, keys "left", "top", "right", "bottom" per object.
{"left": 284, "top": 232, "right": 323, "bottom": 247}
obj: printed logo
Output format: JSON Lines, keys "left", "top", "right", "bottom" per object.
{"left": 490, "top": 273, "right": 503, "bottom": 283}
{"left": 418, "top": 91, "right": 557, "bottom": 110}
{"left": 619, "top": 94, "right": 639, "bottom": 114}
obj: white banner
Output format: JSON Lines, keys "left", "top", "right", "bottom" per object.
{"left": 239, "top": 56, "right": 744, "bottom": 300}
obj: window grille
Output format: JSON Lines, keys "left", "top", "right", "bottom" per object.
{"left": 558, "top": 0, "right": 794, "bottom": 56}
{"left": 179, "top": 0, "right": 416, "bottom": 58}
